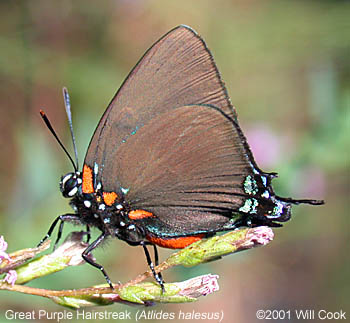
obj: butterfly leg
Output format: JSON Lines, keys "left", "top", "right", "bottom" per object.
{"left": 86, "top": 225, "right": 91, "bottom": 243}
{"left": 82, "top": 232, "right": 114, "bottom": 289}
{"left": 141, "top": 242, "right": 165, "bottom": 292}
{"left": 38, "top": 214, "right": 81, "bottom": 248}
{"left": 153, "top": 244, "right": 164, "bottom": 284}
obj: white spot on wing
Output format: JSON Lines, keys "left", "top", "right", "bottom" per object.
{"left": 262, "top": 190, "right": 270, "bottom": 198}
{"left": 94, "top": 162, "right": 99, "bottom": 175}
{"left": 121, "top": 187, "right": 129, "bottom": 195}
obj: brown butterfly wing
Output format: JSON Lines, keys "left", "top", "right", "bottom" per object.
{"left": 112, "top": 105, "right": 255, "bottom": 235}
{"left": 84, "top": 25, "right": 242, "bottom": 189}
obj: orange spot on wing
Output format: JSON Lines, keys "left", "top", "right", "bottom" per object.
{"left": 128, "top": 210, "right": 154, "bottom": 220}
{"left": 82, "top": 165, "right": 94, "bottom": 193}
{"left": 103, "top": 192, "right": 118, "bottom": 206}
{"left": 146, "top": 234, "right": 205, "bottom": 249}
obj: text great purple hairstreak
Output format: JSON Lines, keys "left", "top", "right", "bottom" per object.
{"left": 39, "top": 25, "right": 324, "bottom": 290}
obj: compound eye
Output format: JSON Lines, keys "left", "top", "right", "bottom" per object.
{"left": 60, "top": 172, "right": 80, "bottom": 198}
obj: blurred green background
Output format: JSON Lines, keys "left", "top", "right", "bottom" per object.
{"left": 0, "top": 0, "right": 349, "bottom": 322}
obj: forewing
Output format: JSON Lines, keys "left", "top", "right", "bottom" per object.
{"left": 84, "top": 25, "right": 238, "bottom": 188}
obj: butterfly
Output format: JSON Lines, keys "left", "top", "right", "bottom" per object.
{"left": 39, "top": 25, "right": 324, "bottom": 290}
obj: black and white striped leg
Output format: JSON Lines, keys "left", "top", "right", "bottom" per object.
{"left": 141, "top": 242, "right": 165, "bottom": 292}
{"left": 82, "top": 232, "right": 113, "bottom": 289}
{"left": 38, "top": 214, "right": 81, "bottom": 247}
{"left": 153, "top": 244, "right": 164, "bottom": 284}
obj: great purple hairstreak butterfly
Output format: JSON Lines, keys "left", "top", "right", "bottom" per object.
{"left": 39, "top": 25, "right": 324, "bottom": 290}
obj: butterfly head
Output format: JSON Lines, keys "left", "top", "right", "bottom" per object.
{"left": 60, "top": 171, "right": 82, "bottom": 198}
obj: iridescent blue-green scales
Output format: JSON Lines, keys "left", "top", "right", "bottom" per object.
{"left": 238, "top": 175, "right": 284, "bottom": 218}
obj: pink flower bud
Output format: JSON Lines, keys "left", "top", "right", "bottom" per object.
{"left": 243, "top": 227, "right": 274, "bottom": 248}
{"left": 4, "top": 270, "right": 17, "bottom": 285}
{"left": 178, "top": 274, "right": 220, "bottom": 298}
{"left": 0, "top": 236, "right": 10, "bottom": 263}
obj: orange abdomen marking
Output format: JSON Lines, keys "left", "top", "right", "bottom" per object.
{"left": 82, "top": 165, "right": 94, "bottom": 193}
{"left": 147, "top": 234, "right": 205, "bottom": 249}
{"left": 103, "top": 192, "right": 118, "bottom": 206}
{"left": 128, "top": 210, "right": 154, "bottom": 220}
